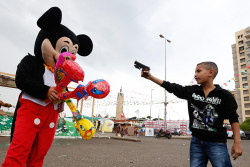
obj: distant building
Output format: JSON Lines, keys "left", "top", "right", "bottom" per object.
{"left": 232, "top": 26, "right": 250, "bottom": 122}
{"left": 116, "top": 87, "right": 124, "bottom": 120}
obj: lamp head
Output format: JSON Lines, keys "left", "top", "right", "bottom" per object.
{"left": 159, "top": 34, "right": 164, "bottom": 38}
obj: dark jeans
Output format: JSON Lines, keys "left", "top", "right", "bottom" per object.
{"left": 190, "top": 136, "right": 232, "bottom": 167}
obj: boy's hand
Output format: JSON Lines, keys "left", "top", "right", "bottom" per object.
{"left": 47, "top": 87, "right": 60, "bottom": 103}
{"left": 141, "top": 70, "right": 164, "bottom": 86}
{"left": 231, "top": 142, "right": 242, "bottom": 160}
{"left": 141, "top": 70, "right": 151, "bottom": 79}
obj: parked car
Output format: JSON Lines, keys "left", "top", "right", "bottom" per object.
{"left": 224, "top": 125, "right": 245, "bottom": 139}
{"left": 244, "top": 131, "right": 250, "bottom": 140}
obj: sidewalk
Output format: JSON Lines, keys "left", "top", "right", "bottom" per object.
{"left": 93, "top": 132, "right": 191, "bottom": 141}
{"left": 94, "top": 132, "right": 142, "bottom": 142}
{"left": 3, "top": 131, "right": 191, "bottom": 141}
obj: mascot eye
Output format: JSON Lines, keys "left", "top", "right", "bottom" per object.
{"left": 60, "top": 46, "right": 69, "bottom": 53}
{"left": 93, "top": 88, "right": 97, "bottom": 93}
{"left": 66, "top": 57, "right": 71, "bottom": 60}
{"left": 80, "top": 125, "right": 85, "bottom": 131}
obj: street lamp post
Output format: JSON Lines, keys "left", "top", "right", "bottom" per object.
{"left": 159, "top": 34, "right": 171, "bottom": 132}
{"left": 150, "top": 89, "right": 153, "bottom": 120}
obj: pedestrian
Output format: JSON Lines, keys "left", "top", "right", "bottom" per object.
{"left": 116, "top": 124, "right": 121, "bottom": 136}
{"left": 121, "top": 128, "right": 124, "bottom": 137}
{"left": 141, "top": 61, "right": 242, "bottom": 166}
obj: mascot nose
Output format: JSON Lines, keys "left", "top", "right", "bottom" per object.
{"left": 63, "top": 60, "right": 85, "bottom": 82}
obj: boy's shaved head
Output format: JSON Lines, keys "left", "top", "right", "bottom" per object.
{"left": 197, "top": 62, "right": 218, "bottom": 78}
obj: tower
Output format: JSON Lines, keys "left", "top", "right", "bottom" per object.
{"left": 116, "top": 87, "right": 124, "bottom": 120}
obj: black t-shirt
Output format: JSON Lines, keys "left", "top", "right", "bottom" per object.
{"left": 161, "top": 81, "right": 239, "bottom": 143}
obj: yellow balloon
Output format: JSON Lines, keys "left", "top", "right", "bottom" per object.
{"left": 74, "top": 119, "right": 96, "bottom": 140}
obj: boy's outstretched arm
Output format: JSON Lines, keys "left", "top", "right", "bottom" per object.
{"left": 141, "top": 70, "right": 188, "bottom": 100}
{"left": 141, "top": 70, "right": 163, "bottom": 86}
{"left": 231, "top": 122, "right": 243, "bottom": 160}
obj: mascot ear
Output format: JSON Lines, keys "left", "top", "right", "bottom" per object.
{"left": 77, "top": 34, "right": 93, "bottom": 56}
{"left": 37, "top": 7, "right": 62, "bottom": 30}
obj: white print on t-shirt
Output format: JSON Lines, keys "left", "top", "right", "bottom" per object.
{"left": 192, "top": 93, "right": 221, "bottom": 105}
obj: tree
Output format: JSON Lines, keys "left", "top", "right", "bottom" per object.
{"left": 146, "top": 116, "right": 152, "bottom": 120}
{"left": 152, "top": 118, "right": 163, "bottom": 121}
{"left": 131, "top": 116, "right": 137, "bottom": 120}
{"left": 240, "top": 119, "right": 250, "bottom": 131}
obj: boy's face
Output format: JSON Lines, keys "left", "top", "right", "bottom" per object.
{"left": 194, "top": 64, "right": 213, "bottom": 84}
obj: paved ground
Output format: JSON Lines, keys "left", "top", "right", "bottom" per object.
{"left": 0, "top": 133, "right": 249, "bottom": 167}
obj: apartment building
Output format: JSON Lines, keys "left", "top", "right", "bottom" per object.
{"left": 232, "top": 26, "right": 250, "bottom": 123}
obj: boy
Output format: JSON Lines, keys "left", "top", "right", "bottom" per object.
{"left": 141, "top": 61, "right": 242, "bottom": 166}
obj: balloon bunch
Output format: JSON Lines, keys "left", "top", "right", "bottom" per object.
{"left": 54, "top": 52, "right": 110, "bottom": 140}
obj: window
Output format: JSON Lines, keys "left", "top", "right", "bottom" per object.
{"left": 240, "top": 52, "right": 245, "bottom": 57}
{"left": 238, "top": 35, "right": 241, "bottom": 39}
{"left": 243, "top": 83, "right": 248, "bottom": 88}
{"left": 244, "top": 96, "right": 249, "bottom": 101}
{"left": 242, "top": 69, "right": 247, "bottom": 75}
{"left": 238, "top": 40, "right": 244, "bottom": 45}
{"left": 243, "top": 90, "right": 249, "bottom": 94}
{"left": 241, "top": 64, "right": 246, "bottom": 69}
{"left": 239, "top": 46, "right": 244, "bottom": 51}
{"left": 245, "top": 104, "right": 250, "bottom": 108}
{"left": 240, "top": 58, "right": 246, "bottom": 63}
{"left": 242, "top": 77, "right": 248, "bottom": 81}
{"left": 245, "top": 110, "right": 250, "bottom": 115}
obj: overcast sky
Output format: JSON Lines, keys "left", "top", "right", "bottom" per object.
{"left": 0, "top": 0, "right": 249, "bottom": 120}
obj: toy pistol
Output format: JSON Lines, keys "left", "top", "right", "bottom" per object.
{"left": 134, "top": 61, "right": 150, "bottom": 71}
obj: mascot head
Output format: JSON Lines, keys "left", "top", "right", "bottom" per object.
{"left": 34, "top": 7, "right": 93, "bottom": 68}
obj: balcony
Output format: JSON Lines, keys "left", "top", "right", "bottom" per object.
{"left": 246, "top": 26, "right": 250, "bottom": 33}
{"left": 246, "top": 48, "right": 250, "bottom": 54}
{"left": 245, "top": 32, "right": 250, "bottom": 38}
{"left": 246, "top": 41, "right": 250, "bottom": 46}
{"left": 247, "top": 54, "right": 250, "bottom": 59}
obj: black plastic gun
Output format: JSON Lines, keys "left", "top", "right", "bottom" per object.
{"left": 134, "top": 61, "right": 150, "bottom": 71}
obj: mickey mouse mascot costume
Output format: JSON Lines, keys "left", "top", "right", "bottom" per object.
{"left": 2, "top": 7, "right": 93, "bottom": 167}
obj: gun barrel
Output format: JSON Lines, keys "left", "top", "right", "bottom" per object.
{"left": 134, "top": 61, "right": 150, "bottom": 70}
